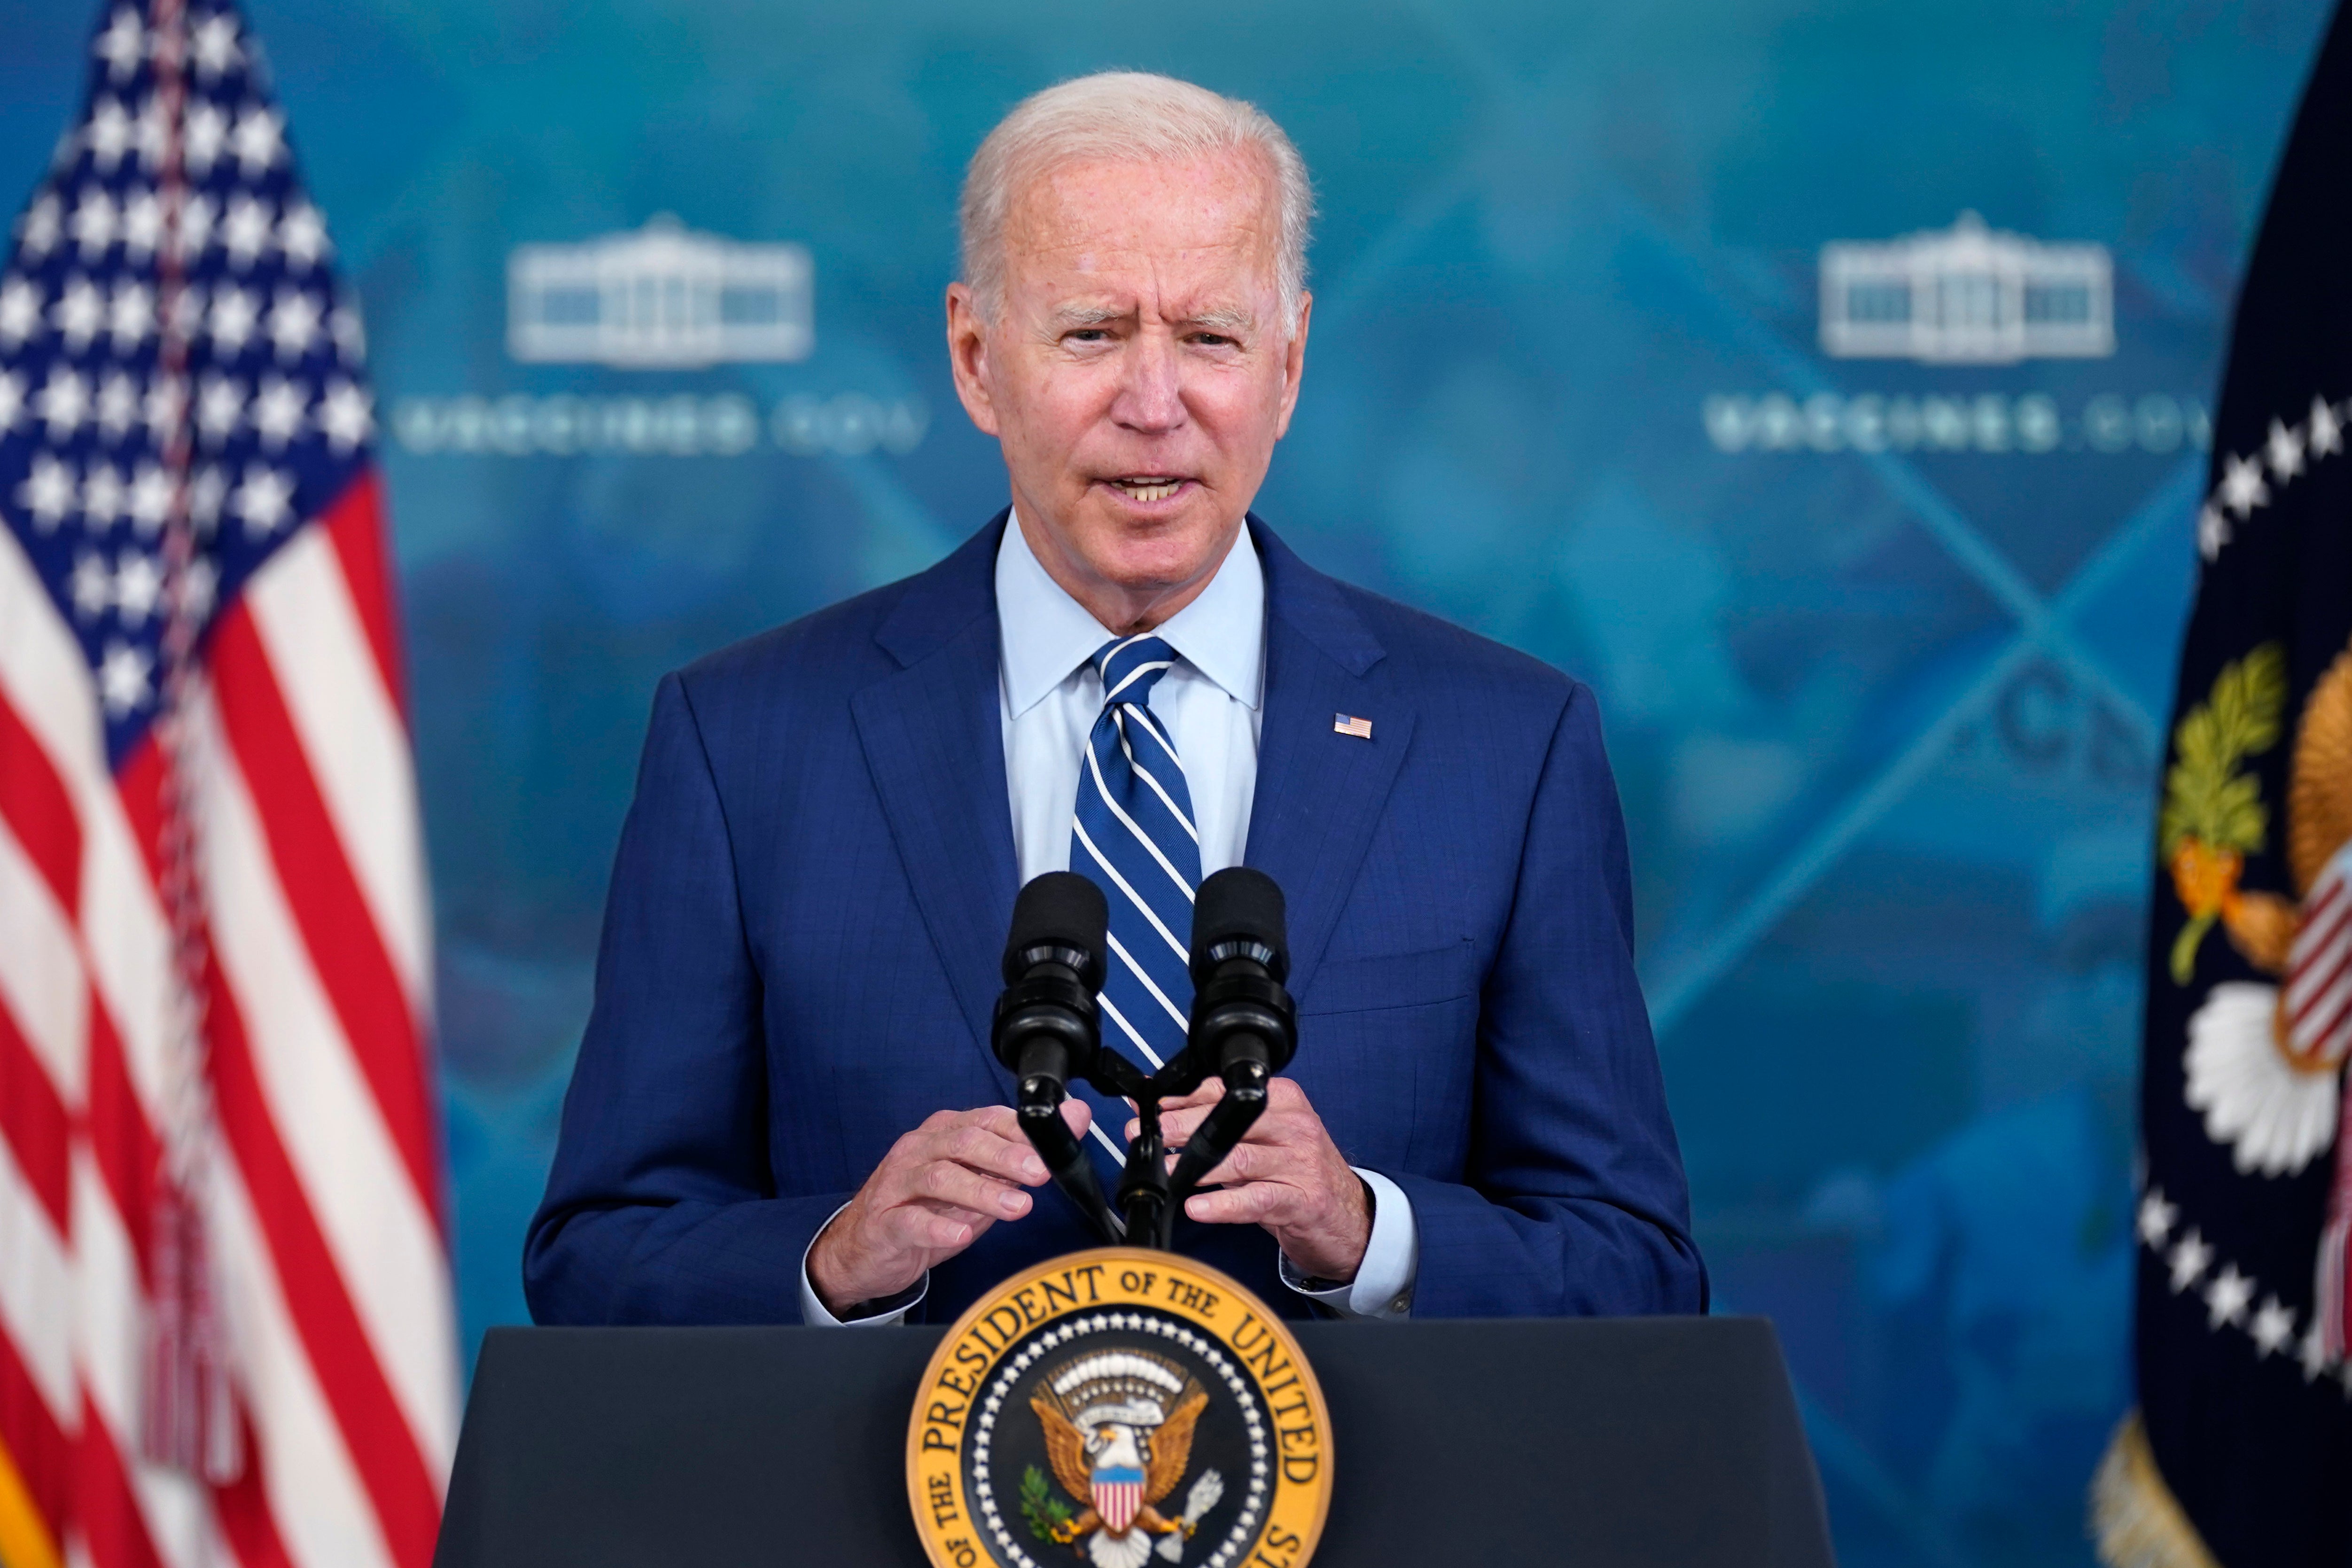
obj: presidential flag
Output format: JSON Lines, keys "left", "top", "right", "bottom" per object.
{"left": 0, "top": 5, "right": 453, "bottom": 1568}
{"left": 2094, "top": 5, "right": 2352, "bottom": 1565}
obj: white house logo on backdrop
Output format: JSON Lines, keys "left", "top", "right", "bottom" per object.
{"left": 507, "top": 215, "right": 814, "bottom": 368}
{"left": 1819, "top": 212, "right": 2114, "bottom": 365}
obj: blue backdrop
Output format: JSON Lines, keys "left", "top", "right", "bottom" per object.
{"left": 0, "top": 3, "right": 2329, "bottom": 1563}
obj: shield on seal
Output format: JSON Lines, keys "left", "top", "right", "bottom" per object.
{"left": 1090, "top": 1465, "right": 1145, "bottom": 1533}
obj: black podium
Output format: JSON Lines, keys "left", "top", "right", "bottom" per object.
{"left": 435, "top": 1317, "right": 1831, "bottom": 1568}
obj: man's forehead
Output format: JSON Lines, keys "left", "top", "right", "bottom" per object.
{"left": 1005, "top": 153, "right": 1278, "bottom": 263}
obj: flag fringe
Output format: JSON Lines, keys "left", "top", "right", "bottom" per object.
{"left": 2090, "top": 1411, "right": 2220, "bottom": 1568}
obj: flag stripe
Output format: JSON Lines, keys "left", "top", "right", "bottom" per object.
{"left": 0, "top": 1431, "right": 63, "bottom": 1568}
{"left": 0, "top": 1135, "right": 74, "bottom": 1435}
{"left": 242, "top": 525, "right": 431, "bottom": 1017}
{"left": 316, "top": 477, "right": 408, "bottom": 721}
{"left": 71, "top": 1404, "right": 164, "bottom": 1568}
{"left": 0, "top": 1335, "right": 70, "bottom": 1563}
{"left": 202, "top": 970, "right": 441, "bottom": 1568}
{"left": 0, "top": 999, "right": 72, "bottom": 1235}
{"left": 193, "top": 691, "right": 454, "bottom": 1477}
{"left": 208, "top": 1162, "right": 400, "bottom": 1568}
{"left": 0, "top": 820, "right": 88, "bottom": 1112}
{"left": 209, "top": 1410, "right": 296, "bottom": 1568}
{"left": 209, "top": 605, "right": 438, "bottom": 1218}
{"left": 0, "top": 695, "right": 79, "bottom": 919}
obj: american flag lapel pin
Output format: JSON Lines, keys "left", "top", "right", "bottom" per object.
{"left": 1333, "top": 713, "right": 1373, "bottom": 740}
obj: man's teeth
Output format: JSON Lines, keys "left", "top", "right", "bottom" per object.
{"left": 1109, "top": 478, "right": 1182, "bottom": 502}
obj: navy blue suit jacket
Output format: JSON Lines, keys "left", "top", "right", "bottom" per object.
{"left": 524, "top": 516, "right": 1705, "bottom": 1324}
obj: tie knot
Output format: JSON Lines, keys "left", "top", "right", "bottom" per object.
{"left": 1093, "top": 634, "right": 1178, "bottom": 709}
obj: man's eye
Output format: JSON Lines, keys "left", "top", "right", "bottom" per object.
{"left": 1067, "top": 329, "right": 1110, "bottom": 343}
{"left": 1190, "top": 333, "right": 1236, "bottom": 348}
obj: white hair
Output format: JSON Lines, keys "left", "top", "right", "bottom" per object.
{"left": 958, "top": 71, "right": 1315, "bottom": 333}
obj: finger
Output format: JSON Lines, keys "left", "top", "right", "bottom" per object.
{"left": 930, "top": 1118, "right": 1051, "bottom": 1186}
{"left": 886, "top": 1199, "right": 988, "bottom": 1252}
{"left": 905, "top": 1157, "right": 1036, "bottom": 1220}
{"left": 1184, "top": 1180, "right": 1290, "bottom": 1226}
{"left": 1062, "top": 1098, "right": 1092, "bottom": 1138}
{"left": 1131, "top": 1102, "right": 1217, "bottom": 1146}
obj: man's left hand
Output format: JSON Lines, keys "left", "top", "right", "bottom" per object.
{"left": 1127, "top": 1077, "right": 1371, "bottom": 1281}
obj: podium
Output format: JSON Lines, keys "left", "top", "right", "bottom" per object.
{"left": 434, "top": 1316, "right": 1831, "bottom": 1568}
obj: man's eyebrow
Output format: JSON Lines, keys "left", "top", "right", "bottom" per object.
{"left": 1185, "top": 307, "right": 1255, "bottom": 334}
{"left": 1050, "top": 305, "right": 1125, "bottom": 328}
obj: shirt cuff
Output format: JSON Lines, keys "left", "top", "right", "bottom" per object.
{"left": 799, "top": 1203, "right": 928, "bottom": 1326}
{"left": 1277, "top": 1168, "right": 1417, "bottom": 1319}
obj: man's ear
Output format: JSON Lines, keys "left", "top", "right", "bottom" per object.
{"left": 946, "top": 283, "right": 1001, "bottom": 437}
{"left": 1273, "top": 291, "right": 1311, "bottom": 441}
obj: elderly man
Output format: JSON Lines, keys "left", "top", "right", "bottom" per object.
{"left": 525, "top": 73, "right": 1703, "bottom": 1326}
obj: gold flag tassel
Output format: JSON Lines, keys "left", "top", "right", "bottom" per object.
{"left": 2089, "top": 1411, "right": 2221, "bottom": 1568}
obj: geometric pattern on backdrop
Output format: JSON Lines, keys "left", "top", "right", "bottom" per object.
{"left": 0, "top": 5, "right": 451, "bottom": 1568}
{"left": 2096, "top": 3, "right": 2352, "bottom": 1564}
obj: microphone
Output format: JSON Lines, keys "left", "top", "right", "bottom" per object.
{"left": 1167, "top": 868, "right": 1298, "bottom": 1206}
{"left": 991, "top": 872, "right": 1120, "bottom": 1242}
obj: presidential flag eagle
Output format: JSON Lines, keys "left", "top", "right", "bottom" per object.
{"left": 1031, "top": 1351, "right": 1221, "bottom": 1568}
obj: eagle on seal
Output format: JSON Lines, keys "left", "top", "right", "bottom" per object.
{"left": 1031, "top": 1350, "right": 1220, "bottom": 1568}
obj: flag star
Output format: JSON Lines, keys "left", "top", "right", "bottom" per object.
{"left": 86, "top": 98, "right": 135, "bottom": 172}
{"left": 70, "top": 553, "right": 114, "bottom": 620}
{"left": 117, "top": 187, "right": 161, "bottom": 259}
{"left": 191, "top": 13, "right": 243, "bottom": 78}
{"left": 196, "top": 374, "right": 246, "bottom": 445}
{"left": 0, "top": 370, "right": 22, "bottom": 433}
{"left": 2220, "top": 454, "right": 2271, "bottom": 517}
{"left": 2251, "top": 1295, "right": 2297, "bottom": 1357}
{"left": 189, "top": 465, "right": 227, "bottom": 534}
{"left": 2204, "top": 1264, "right": 2254, "bottom": 1329}
{"left": 81, "top": 462, "right": 125, "bottom": 531}
{"left": 184, "top": 103, "right": 228, "bottom": 178}
{"left": 52, "top": 276, "right": 104, "bottom": 351}
{"left": 221, "top": 195, "right": 273, "bottom": 268}
{"left": 36, "top": 367, "right": 90, "bottom": 439}
{"left": 277, "top": 202, "right": 327, "bottom": 269}
{"left": 17, "top": 457, "right": 77, "bottom": 530}
{"left": 2167, "top": 1229, "right": 2213, "bottom": 1293}
{"left": 69, "top": 187, "right": 119, "bottom": 259}
{"left": 2267, "top": 419, "right": 2306, "bottom": 480}
{"left": 2300, "top": 1319, "right": 2330, "bottom": 1381}
{"left": 107, "top": 280, "right": 154, "bottom": 352}
{"left": 266, "top": 287, "right": 320, "bottom": 361}
{"left": 16, "top": 194, "right": 61, "bottom": 260}
{"left": 142, "top": 375, "right": 186, "bottom": 446}
{"left": 251, "top": 375, "right": 307, "bottom": 447}
{"left": 2197, "top": 504, "right": 2232, "bottom": 563}
{"left": 96, "top": 640, "right": 152, "bottom": 716}
{"left": 207, "top": 285, "right": 259, "bottom": 355}
{"left": 128, "top": 463, "right": 171, "bottom": 535}
{"left": 95, "top": 372, "right": 140, "bottom": 440}
{"left": 169, "top": 282, "right": 207, "bottom": 342}
{"left": 0, "top": 276, "right": 41, "bottom": 347}
{"left": 133, "top": 98, "right": 168, "bottom": 172}
{"left": 2136, "top": 1190, "right": 2178, "bottom": 1248}
{"left": 180, "top": 555, "right": 219, "bottom": 623}
{"left": 231, "top": 463, "right": 296, "bottom": 538}
{"left": 113, "top": 552, "right": 163, "bottom": 625}
{"left": 173, "top": 192, "right": 216, "bottom": 264}
{"left": 2313, "top": 397, "right": 2345, "bottom": 457}
{"left": 94, "top": 9, "right": 145, "bottom": 80}
{"left": 319, "top": 378, "right": 373, "bottom": 451}
{"left": 228, "top": 106, "right": 286, "bottom": 177}
{"left": 330, "top": 301, "right": 366, "bottom": 362}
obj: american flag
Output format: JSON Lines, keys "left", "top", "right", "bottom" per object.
{"left": 0, "top": 6, "right": 453, "bottom": 1568}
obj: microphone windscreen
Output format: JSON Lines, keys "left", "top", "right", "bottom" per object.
{"left": 1004, "top": 872, "right": 1109, "bottom": 989}
{"left": 1191, "top": 867, "right": 1288, "bottom": 983}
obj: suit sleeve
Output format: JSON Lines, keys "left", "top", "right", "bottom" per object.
{"left": 523, "top": 671, "right": 848, "bottom": 1324}
{"left": 1387, "top": 681, "right": 1708, "bottom": 1318}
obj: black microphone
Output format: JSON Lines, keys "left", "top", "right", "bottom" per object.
{"left": 992, "top": 871, "right": 1107, "bottom": 1099}
{"left": 991, "top": 872, "right": 1120, "bottom": 1242}
{"left": 1167, "top": 868, "right": 1298, "bottom": 1207}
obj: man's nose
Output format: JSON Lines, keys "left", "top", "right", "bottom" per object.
{"left": 1111, "top": 330, "right": 1185, "bottom": 433}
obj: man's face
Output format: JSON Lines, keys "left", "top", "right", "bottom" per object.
{"left": 947, "top": 150, "right": 1310, "bottom": 629}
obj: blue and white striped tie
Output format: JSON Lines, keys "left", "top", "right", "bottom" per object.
{"left": 1071, "top": 635, "right": 1201, "bottom": 1162}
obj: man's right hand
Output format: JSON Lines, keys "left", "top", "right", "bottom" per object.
{"left": 807, "top": 1100, "right": 1092, "bottom": 1316}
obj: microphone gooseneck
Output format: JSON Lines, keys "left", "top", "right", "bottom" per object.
{"left": 991, "top": 873, "right": 1120, "bottom": 1242}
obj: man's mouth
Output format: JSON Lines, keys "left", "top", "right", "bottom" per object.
{"left": 1104, "top": 476, "right": 1185, "bottom": 503}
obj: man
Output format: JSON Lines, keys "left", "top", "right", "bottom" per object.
{"left": 524, "top": 72, "right": 1704, "bottom": 1327}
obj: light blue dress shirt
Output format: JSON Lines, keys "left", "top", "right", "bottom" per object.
{"left": 801, "top": 516, "right": 1418, "bottom": 1325}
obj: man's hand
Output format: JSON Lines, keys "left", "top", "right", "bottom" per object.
{"left": 1128, "top": 1078, "right": 1371, "bottom": 1282}
{"left": 808, "top": 1100, "right": 1090, "bottom": 1315}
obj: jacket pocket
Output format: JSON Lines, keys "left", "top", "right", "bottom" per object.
{"left": 1297, "top": 939, "right": 1477, "bottom": 1016}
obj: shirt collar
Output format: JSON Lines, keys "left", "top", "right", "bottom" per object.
{"left": 996, "top": 511, "right": 1266, "bottom": 718}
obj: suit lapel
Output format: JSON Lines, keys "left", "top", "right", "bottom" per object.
{"left": 851, "top": 520, "right": 1021, "bottom": 1075}
{"left": 1244, "top": 522, "right": 1413, "bottom": 1006}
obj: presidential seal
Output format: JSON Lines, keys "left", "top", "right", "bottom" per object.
{"left": 907, "top": 1248, "right": 1331, "bottom": 1568}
